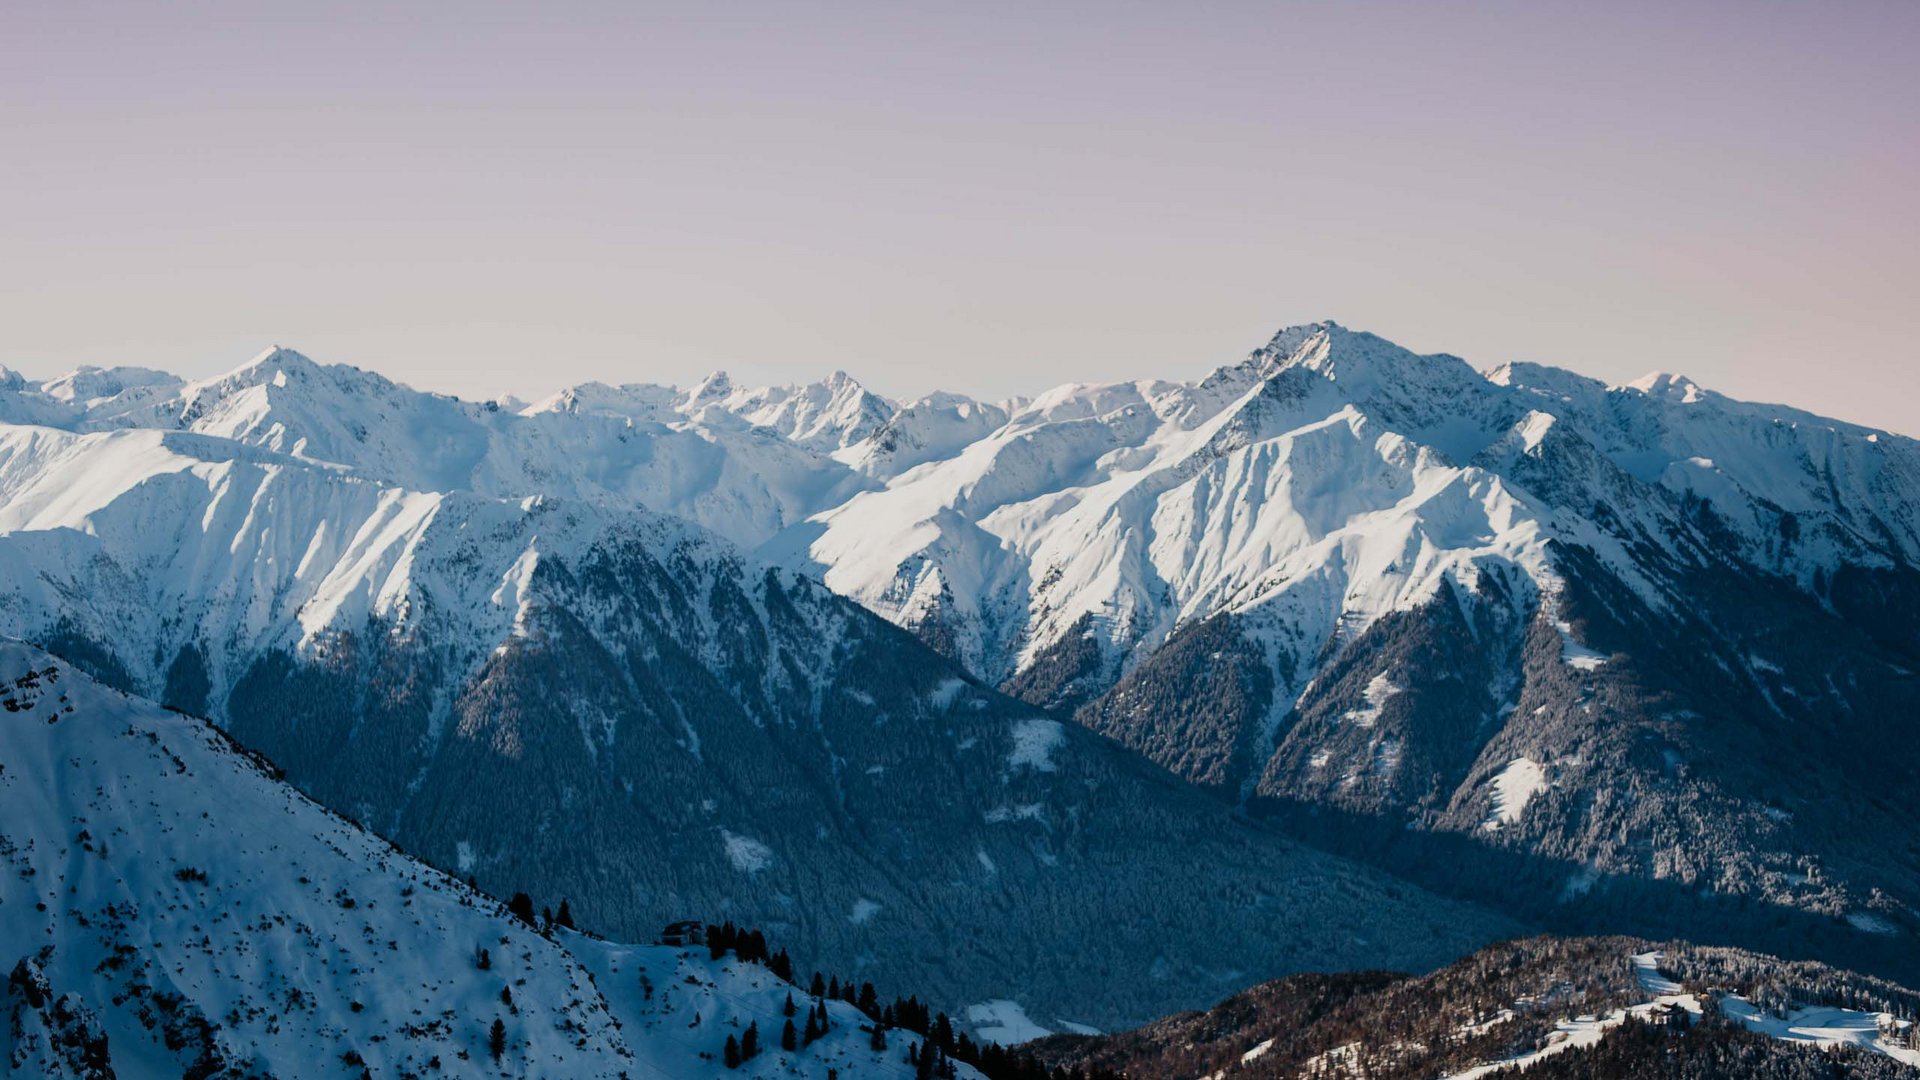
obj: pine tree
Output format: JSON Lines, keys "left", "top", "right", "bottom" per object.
{"left": 858, "top": 982, "right": 878, "bottom": 1017}
{"left": 784, "top": 992, "right": 797, "bottom": 1017}
{"left": 804, "top": 1011, "right": 822, "bottom": 1045}
{"left": 499, "top": 986, "right": 512, "bottom": 1007}
{"left": 870, "top": 1025, "right": 888, "bottom": 1051}
{"left": 741, "top": 1021, "right": 760, "bottom": 1060}
{"left": 811, "top": 972, "right": 827, "bottom": 998}
{"left": 782, "top": 1018, "right": 798, "bottom": 1051}
{"left": 555, "top": 898, "right": 575, "bottom": 929}
{"left": 507, "top": 892, "right": 535, "bottom": 924}
{"left": 488, "top": 1017, "right": 506, "bottom": 1061}
{"left": 724, "top": 1034, "right": 741, "bottom": 1068}
{"left": 476, "top": 946, "right": 491, "bottom": 970}
{"left": 770, "top": 948, "right": 793, "bottom": 982}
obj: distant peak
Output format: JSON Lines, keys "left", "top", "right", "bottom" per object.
{"left": 252, "top": 345, "right": 312, "bottom": 366}
{"left": 230, "top": 345, "right": 320, "bottom": 379}
{"left": 1625, "top": 371, "right": 1710, "bottom": 404}
{"left": 687, "top": 370, "right": 733, "bottom": 402}
{"left": 1261, "top": 321, "right": 1343, "bottom": 358}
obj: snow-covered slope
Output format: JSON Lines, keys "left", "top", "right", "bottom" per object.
{"left": 1027, "top": 936, "right": 1920, "bottom": 1080}
{"left": 0, "top": 419, "right": 1513, "bottom": 1031}
{"left": 0, "top": 640, "right": 981, "bottom": 1079}
{"left": 6, "top": 323, "right": 1918, "bottom": 1006}
{"left": 766, "top": 325, "right": 1920, "bottom": 964}
{"left": 791, "top": 321, "right": 1914, "bottom": 709}
{"left": 0, "top": 347, "right": 878, "bottom": 550}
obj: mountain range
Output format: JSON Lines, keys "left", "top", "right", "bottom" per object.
{"left": 1, "top": 321, "right": 1915, "bottom": 1046}
{"left": 0, "top": 342, "right": 1511, "bottom": 1035}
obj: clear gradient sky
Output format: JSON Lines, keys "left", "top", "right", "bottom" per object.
{"left": 5, "top": 1, "right": 1917, "bottom": 433}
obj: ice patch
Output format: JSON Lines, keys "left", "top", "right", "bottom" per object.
{"left": 1720, "top": 996, "right": 1920, "bottom": 1067}
{"left": 928, "top": 677, "right": 968, "bottom": 710}
{"left": 489, "top": 541, "right": 541, "bottom": 637}
{"left": 720, "top": 830, "right": 773, "bottom": 874}
{"left": 1554, "top": 620, "right": 1609, "bottom": 670}
{"left": 1055, "top": 1019, "right": 1102, "bottom": 1036}
{"left": 1345, "top": 672, "right": 1401, "bottom": 728}
{"left": 1008, "top": 718, "right": 1066, "bottom": 772}
{"left": 1847, "top": 911, "right": 1899, "bottom": 935}
{"left": 966, "top": 1000, "right": 1053, "bottom": 1045}
{"left": 1632, "top": 951, "right": 1682, "bottom": 995}
{"left": 1484, "top": 758, "right": 1547, "bottom": 829}
{"left": 849, "top": 899, "right": 881, "bottom": 925}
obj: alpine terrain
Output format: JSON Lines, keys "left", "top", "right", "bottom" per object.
{"left": 1, "top": 319, "right": 1916, "bottom": 1053}
{"left": 0, "top": 640, "right": 988, "bottom": 1079}
{"left": 1028, "top": 936, "right": 1920, "bottom": 1078}
{"left": 0, "top": 350, "right": 1512, "bottom": 1035}
{"left": 779, "top": 323, "right": 1920, "bottom": 980}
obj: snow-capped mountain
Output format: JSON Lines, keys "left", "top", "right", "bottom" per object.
{"left": 0, "top": 640, "right": 985, "bottom": 1079}
{"left": 1, "top": 347, "right": 887, "bottom": 550}
{"left": 3, "top": 322, "right": 1917, "bottom": 1009}
{"left": 794, "top": 322, "right": 1917, "bottom": 709}
{"left": 776, "top": 323, "right": 1920, "bottom": 979}
{"left": 0, "top": 415, "right": 1512, "bottom": 1032}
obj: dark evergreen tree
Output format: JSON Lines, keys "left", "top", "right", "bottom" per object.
{"left": 810, "top": 972, "right": 827, "bottom": 998}
{"left": 555, "top": 898, "right": 575, "bottom": 929}
{"left": 475, "top": 946, "right": 491, "bottom": 970}
{"left": 488, "top": 1017, "right": 506, "bottom": 1061}
{"left": 741, "top": 1021, "right": 760, "bottom": 1060}
{"left": 783, "top": 992, "right": 797, "bottom": 1017}
{"left": 782, "top": 1018, "right": 798, "bottom": 1051}
{"left": 506, "top": 892, "right": 535, "bottom": 924}
{"left": 723, "top": 1034, "right": 740, "bottom": 1069}
{"left": 870, "top": 1025, "right": 888, "bottom": 1052}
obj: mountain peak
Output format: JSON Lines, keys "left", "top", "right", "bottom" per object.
{"left": 1259, "top": 321, "right": 1343, "bottom": 363}
{"left": 685, "top": 369, "right": 734, "bottom": 405}
{"left": 1625, "top": 371, "right": 1710, "bottom": 404}
{"left": 224, "top": 344, "right": 323, "bottom": 384}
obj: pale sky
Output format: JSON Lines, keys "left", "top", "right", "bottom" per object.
{"left": 4, "top": 1, "right": 1917, "bottom": 433}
